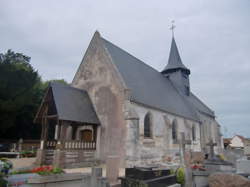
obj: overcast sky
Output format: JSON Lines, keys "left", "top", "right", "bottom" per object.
{"left": 1, "top": 0, "right": 249, "bottom": 137}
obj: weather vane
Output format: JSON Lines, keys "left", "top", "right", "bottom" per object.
{"left": 170, "top": 20, "right": 176, "bottom": 37}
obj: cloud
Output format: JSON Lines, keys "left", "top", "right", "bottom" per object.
{"left": 0, "top": 0, "right": 249, "bottom": 137}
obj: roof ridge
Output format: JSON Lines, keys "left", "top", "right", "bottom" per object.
{"left": 101, "top": 37, "right": 163, "bottom": 75}
{"left": 51, "top": 82, "right": 87, "bottom": 93}
{"left": 100, "top": 35, "right": 214, "bottom": 121}
{"left": 190, "top": 92, "right": 214, "bottom": 114}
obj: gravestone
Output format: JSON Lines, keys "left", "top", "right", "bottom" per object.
{"left": 8, "top": 173, "right": 38, "bottom": 187}
{"left": 244, "top": 142, "right": 250, "bottom": 157}
{"left": 206, "top": 139, "right": 217, "bottom": 160}
{"left": 236, "top": 157, "right": 250, "bottom": 176}
{"left": 193, "top": 140, "right": 234, "bottom": 187}
{"left": 82, "top": 168, "right": 109, "bottom": 187}
{"left": 204, "top": 139, "right": 234, "bottom": 172}
{"left": 120, "top": 167, "right": 178, "bottom": 187}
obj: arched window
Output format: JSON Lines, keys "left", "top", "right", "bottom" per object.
{"left": 172, "top": 119, "right": 177, "bottom": 141}
{"left": 144, "top": 112, "right": 152, "bottom": 138}
{"left": 192, "top": 125, "right": 196, "bottom": 141}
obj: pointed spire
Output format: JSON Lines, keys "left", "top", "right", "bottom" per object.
{"left": 162, "top": 37, "right": 190, "bottom": 75}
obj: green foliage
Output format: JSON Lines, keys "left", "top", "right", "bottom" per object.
{"left": 9, "top": 170, "right": 31, "bottom": 175}
{"left": 176, "top": 167, "right": 185, "bottom": 185}
{"left": 10, "top": 166, "right": 64, "bottom": 176}
{"left": 42, "top": 79, "right": 68, "bottom": 90}
{"left": 0, "top": 50, "right": 67, "bottom": 139}
{"left": 0, "top": 50, "right": 42, "bottom": 138}
{"left": 20, "top": 150, "right": 37, "bottom": 157}
{"left": 0, "top": 158, "right": 12, "bottom": 170}
{"left": 0, "top": 173, "right": 7, "bottom": 187}
{"left": 218, "top": 154, "right": 226, "bottom": 161}
{"left": 170, "top": 168, "right": 175, "bottom": 175}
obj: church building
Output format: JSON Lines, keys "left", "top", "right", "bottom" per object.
{"left": 34, "top": 31, "right": 223, "bottom": 168}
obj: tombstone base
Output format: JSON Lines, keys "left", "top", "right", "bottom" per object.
{"left": 36, "top": 149, "right": 45, "bottom": 166}
{"left": 107, "top": 155, "right": 120, "bottom": 185}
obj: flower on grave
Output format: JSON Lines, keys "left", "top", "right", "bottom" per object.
{"left": 31, "top": 166, "right": 53, "bottom": 173}
{"left": 191, "top": 164, "right": 206, "bottom": 171}
{"left": 31, "top": 166, "right": 64, "bottom": 175}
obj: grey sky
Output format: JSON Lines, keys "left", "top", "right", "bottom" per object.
{"left": 1, "top": 0, "right": 249, "bottom": 137}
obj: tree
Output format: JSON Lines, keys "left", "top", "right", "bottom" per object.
{"left": 0, "top": 50, "right": 68, "bottom": 140}
{"left": 41, "top": 79, "right": 68, "bottom": 90}
{"left": 0, "top": 50, "right": 43, "bottom": 139}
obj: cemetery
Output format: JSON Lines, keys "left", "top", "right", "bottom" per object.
{"left": 1, "top": 1, "right": 249, "bottom": 187}
{"left": 1, "top": 134, "right": 250, "bottom": 187}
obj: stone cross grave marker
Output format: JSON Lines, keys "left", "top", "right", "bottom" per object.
{"left": 178, "top": 132, "right": 192, "bottom": 166}
{"left": 178, "top": 132, "right": 192, "bottom": 187}
{"left": 206, "top": 139, "right": 217, "bottom": 160}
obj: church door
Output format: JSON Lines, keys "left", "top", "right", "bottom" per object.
{"left": 80, "top": 130, "right": 93, "bottom": 142}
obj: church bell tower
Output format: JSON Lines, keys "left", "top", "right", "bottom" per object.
{"left": 161, "top": 25, "right": 191, "bottom": 96}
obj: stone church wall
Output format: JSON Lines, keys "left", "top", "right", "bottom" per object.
{"left": 125, "top": 102, "right": 201, "bottom": 167}
{"left": 199, "top": 113, "right": 222, "bottom": 154}
{"left": 71, "top": 33, "right": 128, "bottom": 167}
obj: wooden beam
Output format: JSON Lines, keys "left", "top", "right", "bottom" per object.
{"left": 45, "top": 114, "right": 58, "bottom": 119}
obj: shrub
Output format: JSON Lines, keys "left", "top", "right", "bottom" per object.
{"left": 176, "top": 167, "right": 185, "bottom": 185}
{"left": 0, "top": 158, "right": 13, "bottom": 175}
{"left": 0, "top": 173, "right": 7, "bottom": 187}
{"left": 0, "top": 176, "right": 7, "bottom": 187}
{"left": 218, "top": 154, "right": 226, "bottom": 161}
{"left": 20, "top": 150, "right": 37, "bottom": 158}
{"left": 170, "top": 168, "right": 175, "bottom": 175}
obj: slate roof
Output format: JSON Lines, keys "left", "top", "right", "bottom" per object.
{"left": 101, "top": 37, "right": 215, "bottom": 120}
{"left": 186, "top": 93, "right": 215, "bottom": 117}
{"left": 162, "top": 37, "right": 190, "bottom": 74}
{"left": 50, "top": 82, "right": 99, "bottom": 124}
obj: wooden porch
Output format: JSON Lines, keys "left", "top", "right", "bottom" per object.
{"left": 44, "top": 140, "right": 96, "bottom": 150}
{"left": 34, "top": 83, "right": 101, "bottom": 168}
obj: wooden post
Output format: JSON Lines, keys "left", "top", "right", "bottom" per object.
{"left": 95, "top": 126, "right": 101, "bottom": 159}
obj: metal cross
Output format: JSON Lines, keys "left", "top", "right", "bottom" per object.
{"left": 170, "top": 20, "right": 176, "bottom": 37}
{"left": 206, "top": 139, "right": 217, "bottom": 160}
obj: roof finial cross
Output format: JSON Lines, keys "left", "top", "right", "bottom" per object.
{"left": 170, "top": 20, "right": 176, "bottom": 37}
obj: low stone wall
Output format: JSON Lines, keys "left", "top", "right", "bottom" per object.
{"left": 37, "top": 149, "right": 99, "bottom": 168}
{"left": 28, "top": 168, "right": 109, "bottom": 187}
{"left": 28, "top": 173, "right": 84, "bottom": 187}
{"left": 192, "top": 170, "right": 210, "bottom": 187}
{"left": 223, "top": 149, "right": 244, "bottom": 166}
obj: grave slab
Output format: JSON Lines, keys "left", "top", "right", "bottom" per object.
{"left": 120, "top": 167, "right": 178, "bottom": 187}
{"left": 8, "top": 173, "right": 39, "bottom": 187}
{"left": 236, "top": 157, "right": 250, "bottom": 175}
